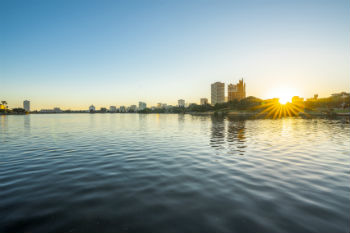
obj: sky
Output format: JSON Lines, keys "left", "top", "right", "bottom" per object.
{"left": 1, "top": 0, "right": 349, "bottom": 110}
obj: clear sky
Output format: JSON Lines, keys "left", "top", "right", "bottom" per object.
{"left": 1, "top": 0, "right": 349, "bottom": 110}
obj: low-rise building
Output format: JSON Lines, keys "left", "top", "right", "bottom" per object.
{"left": 119, "top": 106, "right": 126, "bottom": 113}
{"left": 292, "top": 96, "right": 304, "bottom": 103}
{"left": 307, "top": 94, "right": 319, "bottom": 102}
{"left": 40, "top": 109, "right": 55, "bottom": 113}
{"left": 109, "top": 106, "right": 117, "bottom": 112}
{"left": 200, "top": 98, "right": 208, "bottom": 105}
{"left": 89, "top": 105, "right": 96, "bottom": 112}
{"left": 178, "top": 99, "right": 185, "bottom": 107}
{"left": 53, "top": 107, "right": 62, "bottom": 113}
{"left": 128, "top": 105, "right": 137, "bottom": 112}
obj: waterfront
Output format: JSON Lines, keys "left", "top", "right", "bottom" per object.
{"left": 0, "top": 114, "right": 349, "bottom": 233}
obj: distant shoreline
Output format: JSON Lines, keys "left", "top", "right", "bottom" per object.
{"left": 2, "top": 111, "right": 349, "bottom": 118}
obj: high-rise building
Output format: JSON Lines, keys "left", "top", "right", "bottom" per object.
{"left": 228, "top": 79, "right": 246, "bottom": 101}
{"left": 211, "top": 82, "right": 225, "bottom": 105}
{"left": 200, "top": 98, "right": 208, "bottom": 105}
{"left": 138, "top": 102, "right": 147, "bottom": 110}
{"left": 178, "top": 99, "right": 185, "bottom": 107}
{"left": 23, "top": 100, "right": 30, "bottom": 112}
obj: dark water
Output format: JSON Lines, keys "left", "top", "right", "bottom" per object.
{"left": 0, "top": 114, "right": 349, "bottom": 233}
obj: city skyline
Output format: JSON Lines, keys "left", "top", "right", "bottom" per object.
{"left": 1, "top": 0, "right": 349, "bottom": 110}
{"left": 2, "top": 80, "right": 349, "bottom": 111}
{"left": 5, "top": 85, "right": 349, "bottom": 112}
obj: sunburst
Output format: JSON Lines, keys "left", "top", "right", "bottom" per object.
{"left": 253, "top": 99, "right": 308, "bottom": 119}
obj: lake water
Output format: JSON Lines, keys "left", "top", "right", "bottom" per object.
{"left": 0, "top": 114, "right": 349, "bottom": 233}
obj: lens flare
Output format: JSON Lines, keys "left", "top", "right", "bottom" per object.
{"left": 279, "top": 97, "right": 290, "bottom": 105}
{"left": 253, "top": 99, "right": 308, "bottom": 119}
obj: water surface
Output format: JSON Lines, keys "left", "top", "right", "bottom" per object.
{"left": 0, "top": 114, "right": 349, "bottom": 233}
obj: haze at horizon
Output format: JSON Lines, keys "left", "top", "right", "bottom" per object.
{"left": 1, "top": 0, "right": 349, "bottom": 110}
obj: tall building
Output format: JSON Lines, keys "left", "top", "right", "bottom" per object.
{"left": 200, "top": 98, "right": 208, "bottom": 105}
{"left": 178, "top": 99, "right": 185, "bottom": 107}
{"left": 138, "top": 102, "right": 147, "bottom": 110}
{"left": 211, "top": 82, "right": 225, "bottom": 105}
{"left": 23, "top": 100, "right": 30, "bottom": 112}
{"left": 228, "top": 79, "right": 246, "bottom": 101}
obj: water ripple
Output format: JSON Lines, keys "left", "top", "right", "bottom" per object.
{"left": 0, "top": 114, "right": 349, "bottom": 233}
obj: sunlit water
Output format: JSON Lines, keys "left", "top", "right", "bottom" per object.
{"left": 0, "top": 114, "right": 349, "bottom": 233}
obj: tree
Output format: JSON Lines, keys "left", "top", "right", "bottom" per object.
{"left": 1, "top": 101, "right": 8, "bottom": 109}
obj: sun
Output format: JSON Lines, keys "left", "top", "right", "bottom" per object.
{"left": 279, "top": 96, "right": 291, "bottom": 105}
{"left": 269, "top": 87, "right": 296, "bottom": 105}
{"left": 255, "top": 87, "right": 306, "bottom": 118}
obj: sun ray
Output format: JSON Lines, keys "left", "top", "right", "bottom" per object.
{"left": 256, "top": 97, "right": 307, "bottom": 119}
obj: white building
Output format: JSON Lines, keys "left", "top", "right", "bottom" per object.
{"left": 89, "top": 105, "right": 96, "bottom": 112}
{"left": 211, "top": 82, "right": 225, "bottom": 105}
{"left": 40, "top": 109, "right": 54, "bottom": 113}
{"left": 23, "top": 100, "right": 30, "bottom": 112}
{"left": 200, "top": 98, "right": 208, "bottom": 105}
{"left": 109, "top": 106, "right": 117, "bottom": 112}
{"left": 178, "top": 99, "right": 185, "bottom": 107}
{"left": 138, "top": 102, "right": 147, "bottom": 110}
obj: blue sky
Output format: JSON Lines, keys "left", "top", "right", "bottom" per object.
{"left": 1, "top": 0, "right": 349, "bottom": 109}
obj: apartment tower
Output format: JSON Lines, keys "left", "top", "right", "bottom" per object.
{"left": 23, "top": 100, "right": 30, "bottom": 112}
{"left": 211, "top": 82, "right": 225, "bottom": 105}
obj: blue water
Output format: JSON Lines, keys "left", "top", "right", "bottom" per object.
{"left": 0, "top": 114, "right": 349, "bottom": 233}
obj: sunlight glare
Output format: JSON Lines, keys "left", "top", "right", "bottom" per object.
{"left": 279, "top": 97, "right": 290, "bottom": 105}
{"left": 268, "top": 87, "right": 298, "bottom": 105}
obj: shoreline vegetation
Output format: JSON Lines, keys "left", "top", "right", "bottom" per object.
{"left": 1, "top": 94, "right": 349, "bottom": 118}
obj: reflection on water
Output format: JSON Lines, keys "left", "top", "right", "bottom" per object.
{"left": 227, "top": 117, "right": 246, "bottom": 155}
{"left": 210, "top": 116, "right": 225, "bottom": 149}
{"left": 0, "top": 114, "right": 349, "bottom": 233}
{"left": 210, "top": 116, "right": 246, "bottom": 155}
